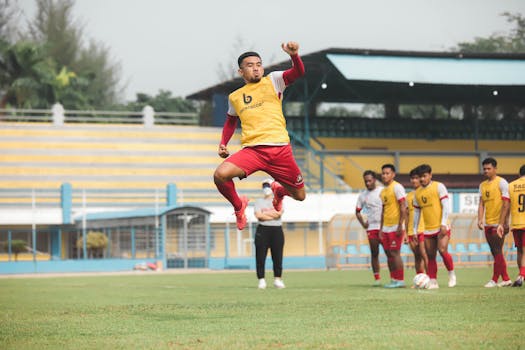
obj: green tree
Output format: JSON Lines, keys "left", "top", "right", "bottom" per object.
{"left": 399, "top": 104, "right": 450, "bottom": 120}
{"left": 76, "top": 231, "right": 108, "bottom": 259}
{"left": 454, "top": 12, "right": 525, "bottom": 121}
{"left": 29, "top": 0, "right": 81, "bottom": 67}
{"left": 0, "top": 40, "right": 56, "bottom": 108}
{"left": 126, "top": 90, "right": 197, "bottom": 113}
{"left": 455, "top": 12, "right": 525, "bottom": 53}
{"left": 3, "top": 239, "right": 28, "bottom": 261}
{"left": 29, "top": 0, "right": 122, "bottom": 108}
{"left": 0, "top": 0, "right": 19, "bottom": 43}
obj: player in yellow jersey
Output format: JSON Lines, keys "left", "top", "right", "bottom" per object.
{"left": 379, "top": 164, "right": 408, "bottom": 288}
{"left": 477, "top": 157, "right": 512, "bottom": 287}
{"left": 413, "top": 164, "right": 456, "bottom": 289}
{"left": 406, "top": 168, "right": 428, "bottom": 275}
{"left": 214, "top": 42, "right": 306, "bottom": 230}
{"left": 498, "top": 164, "right": 525, "bottom": 287}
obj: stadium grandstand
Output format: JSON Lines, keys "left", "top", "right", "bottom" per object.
{"left": 1, "top": 47, "right": 524, "bottom": 274}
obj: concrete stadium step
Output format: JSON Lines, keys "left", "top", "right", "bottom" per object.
{"left": 0, "top": 179, "right": 264, "bottom": 190}
{"left": 0, "top": 123, "right": 277, "bottom": 205}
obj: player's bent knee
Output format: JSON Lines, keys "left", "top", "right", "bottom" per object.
{"left": 213, "top": 168, "right": 229, "bottom": 184}
{"left": 438, "top": 247, "right": 448, "bottom": 255}
{"left": 292, "top": 190, "right": 306, "bottom": 201}
{"left": 296, "top": 193, "right": 306, "bottom": 201}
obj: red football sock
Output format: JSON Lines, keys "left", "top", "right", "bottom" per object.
{"left": 393, "top": 269, "right": 404, "bottom": 281}
{"left": 373, "top": 272, "right": 380, "bottom": 281}
{"left": 495, "top": 253, "right": 510, "bottom": 281}
{"left": 520, "top": 266, "right": 525, "bottom": 278}
{"left": 441, "top": 252, "right": 454, "bottom": 271}
{"left": 387, "top": 257, "right": 394, "bottom": 279}
{"left": 428, "top": 259, "right": 438, "bottom": 279}
{"left": 274, "top": 181, "right": 289, "bottom": 199}
{"left": 215, "top": 179, "right": 242, "bottom": 211}
{"left": 492, "top": 254, "right": 500, "bottom": 281}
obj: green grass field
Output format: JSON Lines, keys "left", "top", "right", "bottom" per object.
{"left": 0, "top": 267, "right": 523, "bottom": 349}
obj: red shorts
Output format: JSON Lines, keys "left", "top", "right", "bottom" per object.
{"left": 513, "top": 229, "right": 525, "bottom": 248}
{"left": 381, "top": 231, "right": 405, "bottom": 251}
{"left": 225, "top": 144, "right": 304, "bottom": 189}
{"left": 484, "top": 226, "right": 498, "bottom": 237}
{"left": 425, "top": 228, "right": 451, "bottom": 238}
{"left": 406, "top": 233, "right": 423, "bottom": 243}
{"left": 367, "top": 229, "right": 380, "bottom": 240}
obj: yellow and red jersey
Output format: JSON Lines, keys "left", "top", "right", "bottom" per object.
{"left": 407, "top": 191, "right": 425, "bottom": 236}
{"left": 479, "top": 176, "right": 509, "bottom": 226}
{"left": 509, "top": 176, "right": 525, "bottom": 230}
{"left": 228, "top": 73, "right": 289, "bottom": 147}
{"left": 414, "top": 181, "right": 450, "bottom": 234}
{"left": 380, "top": 181, "right": 406, "bottom": 231}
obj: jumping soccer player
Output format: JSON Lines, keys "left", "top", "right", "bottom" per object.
{"left": 356, "top": 170, "right": 384, "bottom": 286}
{"left": 406, "top": 168, "right": 428, "bottom": 275}
{"left": 477, "top": 157, "right": 512, "bottom": 287}
{"left": 213, "top": 42, "right": 306, "bottom": 230}
{"left": 498, "top": 164, "right": 525, "bottom": 287}
{"left": 379, "top": 164, "right": 408, "bottom": 288}
{"left": 413, "top": 164, "right": 456, "bottom": 289}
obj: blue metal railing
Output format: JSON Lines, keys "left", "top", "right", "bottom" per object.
{"left": 288, "top": 130, "right": 351, "bottom": 192}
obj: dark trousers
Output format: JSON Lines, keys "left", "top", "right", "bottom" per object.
{"left": 254, "top": 224, "right": 285, "bottom": 279}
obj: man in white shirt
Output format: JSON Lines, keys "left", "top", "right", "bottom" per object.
{"left": 356, "top": 170, "right": 384, "bottom": 286}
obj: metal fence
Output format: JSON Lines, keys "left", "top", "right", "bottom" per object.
{"left": 0, "top": 106, "right": 199, "bottom": 126}
{"left": 326, "top": 213, "right": 517, "bottom": 270}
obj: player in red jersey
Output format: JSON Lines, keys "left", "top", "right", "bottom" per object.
{"left": 213, "top": 42, "right": 306, "bottom": 230}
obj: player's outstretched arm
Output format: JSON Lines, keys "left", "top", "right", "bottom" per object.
{"left": 281, "top": 41, "right": 299, "bottom": 56}
{"left": 282, "top": 41, "right": 305, "bottom": 86}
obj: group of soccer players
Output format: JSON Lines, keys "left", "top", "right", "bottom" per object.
{"left": 356, "top": 159, "right": 525, "bottom": 288}
{"left": 213, "top": 41, "right": 525, "bottom": 289}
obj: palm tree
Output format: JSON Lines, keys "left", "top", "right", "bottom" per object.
{"left": 0, "top": 40, "right": 56, "bottom": 108}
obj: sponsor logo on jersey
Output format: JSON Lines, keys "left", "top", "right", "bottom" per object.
{"left": 243, "top": 93, "right": 252, "bottom": 104}
{"left": 295, "top": 174, "right": 304, "bottom": 185}
{"left": 513, "top": 183, "right": 525, "bottom": 191}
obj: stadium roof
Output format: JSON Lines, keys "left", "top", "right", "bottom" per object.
{"left": 187, "top": 48, "right": 525, "bottom": 105}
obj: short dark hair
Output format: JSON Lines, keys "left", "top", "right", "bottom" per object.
{"left": 363, "top": 170, "right": 376, "bottom": 178}
{"left": 520, "top": 164, "right": 525, "bottom": 176}
{"left": 381, "top": 164, "right": 396, "bottom": 173}
{"left": 416, "top": 164, "right": 432, "bottom": 175}
{"left": 237, "top": 51, "right": 261, "bottom": 68}
{"left": 409, "top": 168, "right": 419, "bottom": 177}
{"left": 482, "top": 157, "right": 497, "bottom": 167}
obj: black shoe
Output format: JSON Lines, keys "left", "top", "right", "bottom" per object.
{"left": 512, "top": 277, "right": 523, "bottom": 287}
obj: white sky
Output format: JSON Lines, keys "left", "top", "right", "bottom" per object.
{"left": 17, "top": 0, "right": 525, "bottom": 102}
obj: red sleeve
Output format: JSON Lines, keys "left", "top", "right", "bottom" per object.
{"left": 220, "top": 114, "right": 238, "bottom": 146}
{"left": 282, "top": 54, "right": 305, "bottom": 86}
